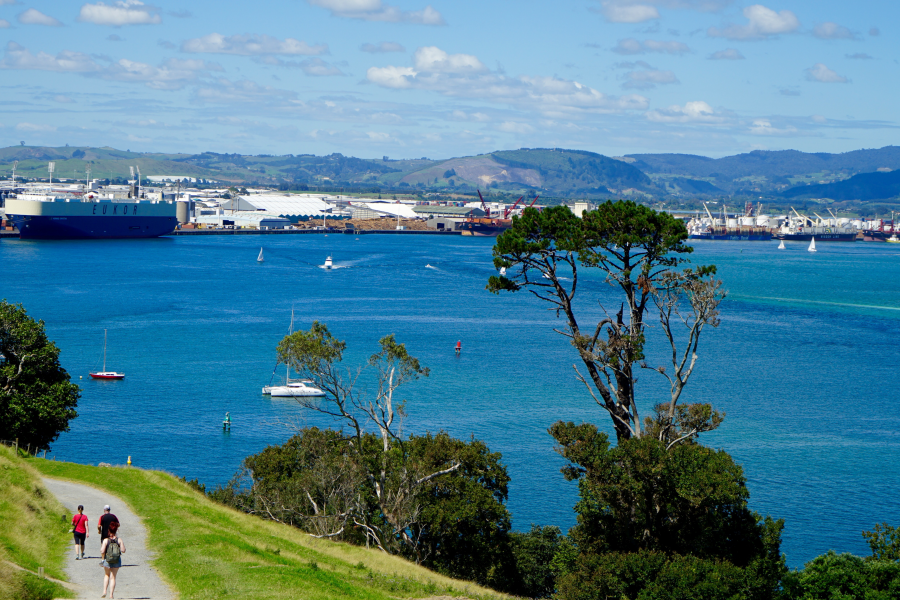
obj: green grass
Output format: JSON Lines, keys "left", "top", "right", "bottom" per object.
{"left": 0, "top": 446, "right": 72, "bottom": 600}
{"left": 30, "top": 457, "right": 507, "bottom": 600}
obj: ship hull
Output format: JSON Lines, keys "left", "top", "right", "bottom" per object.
{"left": 459, "top": 220, "right": 511, "bottom": 237}
{"left": 862, "top": 230, "right": 895, "bottom": 242}
{"left": 5, "top": 198, "right": 178, "bottom": 240}
{"left": 689, "top": 233, "right": 772, "bottom": 241}
{"left": 776, "top": 233, "right": 857, "bottom": 242}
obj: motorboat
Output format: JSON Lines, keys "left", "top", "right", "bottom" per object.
{"left": 887, "top": 234, "right": 900, "bottom": 244}
{"left": 263, "top": 380, "right": 326, "bottom": 397}
{"left": 324, "top": 256, "right": 333, "bottom": 269}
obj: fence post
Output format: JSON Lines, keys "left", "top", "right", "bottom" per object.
{"left": 14, "top": 438, "right": 18, "bottom": 454}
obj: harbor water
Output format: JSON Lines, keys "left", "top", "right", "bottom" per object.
{"left": 2, "top": 234, "right": 899, "bottom": 568}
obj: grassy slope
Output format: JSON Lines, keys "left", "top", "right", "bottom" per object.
{"left": 32, "top": 459, "right": 505, "bottom": 600}
{"left": 0, "top": 446, "right": 72, "bottom": 600}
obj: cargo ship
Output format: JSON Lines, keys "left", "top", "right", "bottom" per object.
{"left": 775, "top": 223, "right": 857, "bottom": 242}
{"left": 6, "top": 192, "right": 178, "bottom": 240}
{"left": 459, "top": 216, "right": 511, "bottom": 237}
{"left": 688, "top": 226, "right": 772, "bottom": 241}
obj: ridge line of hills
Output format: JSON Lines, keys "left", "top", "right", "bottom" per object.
{"left": 1, "top": 144, "right": 899, "bottom": 205}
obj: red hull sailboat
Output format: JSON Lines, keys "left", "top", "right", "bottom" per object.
{"left": 89, "top": 329, "right": 124, "bottom": 380}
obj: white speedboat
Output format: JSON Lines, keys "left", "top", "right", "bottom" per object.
{"left": 887, "top": 234, "right": 900, "bottom": 244}
{"left": 324, "top": 256, "right": 333, "bottom": 269}
{"left": 263, "top": 380, "right": 326, "bottom": 397}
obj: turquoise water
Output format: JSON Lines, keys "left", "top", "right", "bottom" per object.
{"left": 3, "top": 234, "right": 899, "bottom": 567}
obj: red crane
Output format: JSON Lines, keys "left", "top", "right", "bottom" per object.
{"left": 528, "top": 195, "right": 540, "bottom": 208}
{"left": 504, "top": 196, "right": 525, "bottom": 218}
{"left": 477, "top": 189, "right": 491, "bottom": 217}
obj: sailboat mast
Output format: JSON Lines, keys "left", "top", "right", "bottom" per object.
{"left": 103, "top": 329, "right": 107, "bottom": 372}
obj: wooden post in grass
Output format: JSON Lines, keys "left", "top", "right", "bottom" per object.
{"left": 38, "top": 567, "right": 44, "bottom": 578}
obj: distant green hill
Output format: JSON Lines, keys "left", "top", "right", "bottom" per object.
{"left": 781, "top": 169, "right": 900, "bottom": 200}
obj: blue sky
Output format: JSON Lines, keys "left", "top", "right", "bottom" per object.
{"left": 0, "top": 0, "right": 896, "bottom": 158}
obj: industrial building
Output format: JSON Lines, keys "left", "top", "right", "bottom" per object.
{"left": 221, "top": 194, "right": 334, "bottom": 223}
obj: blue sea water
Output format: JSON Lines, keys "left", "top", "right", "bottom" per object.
{"left": 3, "top": 234, "right": 899, "bottom": 568}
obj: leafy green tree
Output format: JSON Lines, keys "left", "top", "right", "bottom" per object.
{"left": 780, "top": 551, "right": 900, "bottom": 600}
{"left": 507, "top": 525, "right": 568, "bottom": 598}
{"left": 550, "top": 424, "right": 785, "bottom": 600}
{"left": 0, "top": 300, "right": 80, "bottom": 451}
{"left": 219, "top": 427, "right": 517, "bottom": 590}
{"left": 864, "top": 523, "right": 900, "bottom": 562}
{"left": 488, "top": 202, "right": 725, "bottom": 444}
{"left": 275, "top": 322, "right": 468, "bottom": 561}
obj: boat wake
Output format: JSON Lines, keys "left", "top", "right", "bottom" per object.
{"left": 741, "top": 295, "right": 900, "bottom": 312}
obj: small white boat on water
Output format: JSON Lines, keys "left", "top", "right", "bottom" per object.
{"left": 808, "top": 238, "right": 817, "bottom": 252}
{"left": 499, "top": 266, "right": 507, "bottom": 276}
{"left": 324, "top": 256, "right": 333, "bottom": 269}
{"left": 887, "top": 234, "right": 900, "bottom": 244}
{"left": 778, "top": 240, "right": 785, "bottom": 250}
{"left": 257, "top": 248, "right": 264, "bottom": 262}
{"left": 263, "top": 379, "right": 326, "bottom": 397}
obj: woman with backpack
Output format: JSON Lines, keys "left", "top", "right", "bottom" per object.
{"left": 100, "top": 520, "right": 125, "bottom": 598}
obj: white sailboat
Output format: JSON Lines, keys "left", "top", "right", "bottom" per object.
{"left": 262, "top": 310, "right": 326, "bottom": 398}
{"left": 257, "top": 248, "right": 264, "bottom": 262}
{"left": 808, "top": 237, "right": 817, "bottom": 252}
{"left": 778, "top": 240, "right": 785, "bottom": 250}
{"left": 499, "top": 266, "right": 507, "bottom": 276}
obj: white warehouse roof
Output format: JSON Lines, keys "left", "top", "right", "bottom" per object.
{"left": 357, "top": 202, "right": 418, "bottom": 219}
{"left": 237, "top": 194, "right": 330, "bottom": 217}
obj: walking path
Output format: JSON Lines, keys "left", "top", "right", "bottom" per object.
{"left": 42, "top": 477, "right": 176, "bottom": 600}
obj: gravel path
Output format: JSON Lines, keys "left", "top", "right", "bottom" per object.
{"left": 42, "top": 477, "right": 176, "bottom": 600}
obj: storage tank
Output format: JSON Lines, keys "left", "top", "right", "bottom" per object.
{"left": 838, "top": 218, "right": 850, "bottom": 227}
{"left": 176, "top": 201, "right": 189, "bottom": 224}
{"left": 740, "top": 217, "right": 755, "bottom": 226}
{"left": 756, "top": 216, "right": 770, "bottom": 227}
{"left": 727, "top": 218, "right": 738, "bottom": 227}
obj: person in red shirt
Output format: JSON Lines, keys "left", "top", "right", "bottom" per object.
{"left": 71, "top": 505, "right": 89, "bottom": 560}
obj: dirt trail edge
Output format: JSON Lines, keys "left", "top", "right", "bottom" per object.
{"left": 42, "top": 477, "right": 176, "bottom": 600}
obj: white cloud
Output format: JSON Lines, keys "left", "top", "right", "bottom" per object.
{"left": 804, "top": 63, "right": 848, "bottom": 83}
{"left": 0, "top": 19, "right": 10, "bottom": 28}
{"left": 597, "top": 0, "right": 730, "bottom": 23}
{"left": 616, "top": 60, "right": 678, "bottom": 89}
{"left": 497, "top": 121, "right": 535, "bottom": 134}
{"left": 604, "top": 3, "right": 660, "bottom": 23}
{"left": 367, "top": 46, "right": 648, "bottom": 117}
{"left": 182, "top": 33, "right": 328, "bottom": 56}
{"left": 192, "top": 78, "right": 298, "bottom": 105}
{"left": 16, "top": 122, "right": 57, "bottom": 131}
{"left": 0, "top": 42, "right": 221, "bottom": 89}
{"left": 812, "top": 22, "right": 855, "bottom": 40}
{"left": 17, "top": 8, "right": 63, "bottom": 26}
{"left": 708, "top": 48, "right": 744, "bottom": 60}
{"left": 0, "top": 0, "right": 16, "bottom": 5}
{"left": 78, "top": 1, "right": 161, "bottom": 26}
{"left": 0, "top": 42, "right": 99, "bottom": 72}
{"left": 413, "top": 46, "right": 486, "bottom": 73}
{"left": 612, "top": 38, "right": 691, "bottom": 55}
{"left": 708, "top": 4, "right": 799, "bottom": 40}
{"left": 749, "top": 119, "right": 797, "bottom": 135}
{"left": 254, "top": 56, "right": 345, "bottom": 76}
{"left": 450, "top": 110, "right": 490, "bottom": 122}
{"left": 646, "top": 100, "right": 726, "bottom": 123}
{"left": 360, "top": 41, "right": 405, "bottom": 53}
{"left": 307, "top": 0, "right": 445, "bottom": 24}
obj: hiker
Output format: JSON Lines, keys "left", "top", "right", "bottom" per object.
{"left": 71, "top": 505, "right": 88, "bottom": 559}
{"left": 100, "top": 520, "right": 125, "bottom": 599}
{"left": 98, "top": 505, "right": 119, "bottom": 548}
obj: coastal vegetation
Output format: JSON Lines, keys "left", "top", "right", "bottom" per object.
{"left": 27, "top": 452, "right": 505, "bottom": 600}
{"left": 0, "top": 445, "right": 72, "bottom": 600}
{"left": 0, "top": 300, "right": 80, "bottom": 451}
